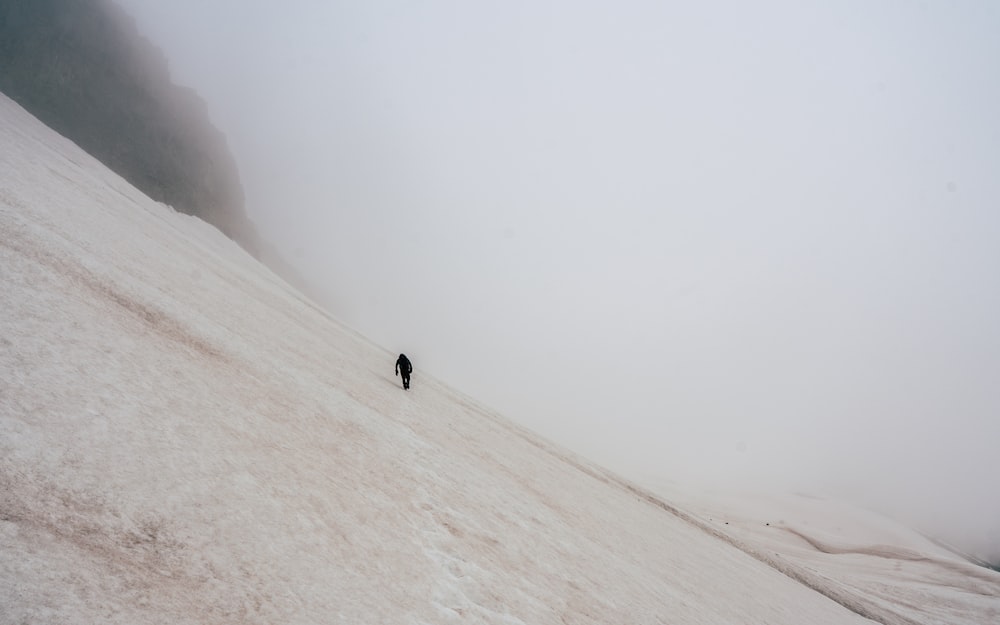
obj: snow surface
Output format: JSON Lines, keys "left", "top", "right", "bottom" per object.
{"left": 1, "top": 92, "right": 998, "bottom": 624}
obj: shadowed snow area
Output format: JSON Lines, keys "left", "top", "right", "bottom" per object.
{"left": 2, "top": 93, "right": 998, "bottom": 624}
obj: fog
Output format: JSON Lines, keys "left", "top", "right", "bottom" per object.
{"left": 112, "top": 1, "right": 999, "bottom": 562}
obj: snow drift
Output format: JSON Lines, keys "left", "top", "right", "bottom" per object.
{"left": 1, "top": 93, "right": 997, "bottom": 624}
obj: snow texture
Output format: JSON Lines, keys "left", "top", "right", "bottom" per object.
{"left": 1, "top": 93, "right": 998, "bottom": 624}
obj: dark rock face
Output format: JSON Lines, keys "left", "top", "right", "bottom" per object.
{"left": 0, "top": 0, "right": 260, "bottom": 254}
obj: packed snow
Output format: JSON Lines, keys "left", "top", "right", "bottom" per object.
{"left": 1, "top": 93, "right": 998, "bottom": 624}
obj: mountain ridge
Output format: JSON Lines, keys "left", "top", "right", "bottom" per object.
{"left": 0, "top": 0, "right": 258, "bottom": 253}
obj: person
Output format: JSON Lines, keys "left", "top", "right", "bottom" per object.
{"left": 395, "top": 353, "right": 412, "bottom": 390}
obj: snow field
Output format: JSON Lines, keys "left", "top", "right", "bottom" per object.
{"left": 2, "top": 93, "right": 998, "bottom": 624}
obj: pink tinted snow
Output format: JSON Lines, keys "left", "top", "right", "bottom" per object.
{"left": 2, "top": 93, "right": 998, "bottom": 624}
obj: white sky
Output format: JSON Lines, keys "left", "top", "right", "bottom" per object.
{"left": 112, "top": 0, "right": 1000, "bottom": 560}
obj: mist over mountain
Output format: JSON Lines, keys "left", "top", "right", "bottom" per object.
{"left": 0, "top": 0, "right": 258, "bottom": 253}
{"left": 4, "top": 0, "right": 997, "bottom": 575}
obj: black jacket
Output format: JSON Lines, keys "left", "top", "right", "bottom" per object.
{"left": 395, "top": 354, "right": 412, "bottom": 375}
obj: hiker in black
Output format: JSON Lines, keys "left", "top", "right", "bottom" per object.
{"left": 395, "top": 353, "right": 412, "bottom": 390}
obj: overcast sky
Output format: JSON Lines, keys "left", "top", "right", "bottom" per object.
{"left": 113, "top": 0, "right": 1000, "bottom": 561}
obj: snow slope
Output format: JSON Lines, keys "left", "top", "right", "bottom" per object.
{"left": 1, "top": 93, "right": 997, "bottom": 624}
{"left": 645, "top": 482, "right": 1000, "bottom": 625}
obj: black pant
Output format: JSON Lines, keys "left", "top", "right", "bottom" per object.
{"left": 401, "top": 370, "right": 410, "bottom": 389}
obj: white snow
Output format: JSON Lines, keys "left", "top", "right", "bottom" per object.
{"left": 1, "top": 92, "right": 998, "bottom": 624}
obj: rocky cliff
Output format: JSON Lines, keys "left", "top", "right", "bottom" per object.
{"left": 0, "top": 0, "right": 260, "bottom": 254}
